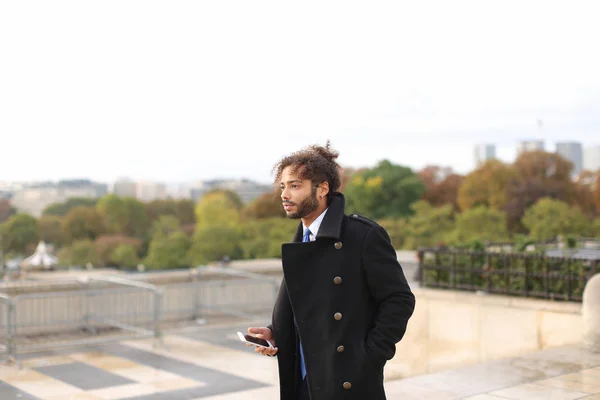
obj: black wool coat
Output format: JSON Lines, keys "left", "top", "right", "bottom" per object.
{"left": 270, "top": 192, "right": 415, "bottom": 400}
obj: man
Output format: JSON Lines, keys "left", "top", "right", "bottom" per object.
{"left": 248, "top": 143, "right": 415, "bottom": 400}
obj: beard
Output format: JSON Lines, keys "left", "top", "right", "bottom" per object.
{"left": 285, "top": 187, "right": 319, "bottom": 219}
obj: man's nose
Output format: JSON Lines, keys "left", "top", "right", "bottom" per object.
{"left": 281, "top": 188, "right": 290, "bottom": 200}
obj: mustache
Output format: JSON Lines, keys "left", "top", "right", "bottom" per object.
{"left": 283, "top": 202, "right": 296, "bottom": 206}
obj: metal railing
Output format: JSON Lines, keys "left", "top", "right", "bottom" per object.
{"left": 161, "top": 266, "right": 280, "bottom": 322}
{"left": 0, "top": 276, "right": 163, "bottom": 363}
{"left": 419, "top": 248, "right": 599, "bottom": 302}
{"left": 0, "top": 266, "right": 280, "bottom": 363}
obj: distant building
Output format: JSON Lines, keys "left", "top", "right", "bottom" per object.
{"left": 113, "top": 178, "right": 137, "bottom": 198}
{"left": 11, "top": 180, "right": 106, "bottom": 217}
{"left": 191, "top": 179, "right": 272, "bottom": 204}
{"left": 474, "top": 144, "right": 496, "bottom": 167}
{"left": 136, "top": 181, "right": 167, "bottom": 202}
{"left": 555, "top": 141, "right": 583, "bottom": 176}
{"left": 517, "top": 140, "right": 544, "bottom": 154}
{"left": 584, "top": 144, "right": 600, "bottom": 172}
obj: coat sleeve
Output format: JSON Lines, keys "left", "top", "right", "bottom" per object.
{"left": 362, "top": 225, "right": 416, "bottom": 366}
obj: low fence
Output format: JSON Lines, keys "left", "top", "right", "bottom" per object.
{"left": 419, "top": 249, "right": 599, "bottom": 302}
{"left": 0, "top": 266, "right": 280, "bottom": 363}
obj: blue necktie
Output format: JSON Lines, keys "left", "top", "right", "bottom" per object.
{"left": 299, "top": 228, "right": 311, "bottom": 379}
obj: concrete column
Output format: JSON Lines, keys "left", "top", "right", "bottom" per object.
{"left": 583, "top": 273, "right": 600, "bottom": 352}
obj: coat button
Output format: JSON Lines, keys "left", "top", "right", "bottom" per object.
{"left": 334, "top": 241, "right": 343, "bottom": 249}
{"left": 333, "top": 276, "right": 342, "bottom": 285}
{"left": 334, "top": 312, "right": 342, "bottom": 321}
{"left": 343, "top": 381, "right": 352, "bottom": 390}
{"left": 337, "top": 345, "right": 345, "bottom": 353}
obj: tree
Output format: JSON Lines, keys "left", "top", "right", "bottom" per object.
{"left": 69, "top": 239, "right": 100, "bottom": 266}
{"left": 240, "top": 218, "right": 297, "bottom": 259}
{"left": 522, "top": 198, "right": 591, "bottom": 242}
{"left": 243, "top": 190, "right": 285, "bottom": 219}
{"left": 144, "top": 199, "right": 196, "bottom": 226}
{"left": 63, "top": 206, "right": 106, "bottom": 242}
{"left": 457, "top": 159, "right": 517, "bottom": 211}
{"left": 345, "top": 160, "right": 425, "bottom": 219}
{"left": 450, "top": 206, "right": 508, "bottom": 245}
{"left": 2, "top": 213, "right": 39, "bottom": 255}
{"left": 97, "top": 195, "right": 148, "bottom": 237}
{"left": 110, "top": 244, "right": 140, "bottom": 268}
{"left": 195, "top": 190, "right": 242, "bottom": 229}
{"left": 38, "top": 215, "right": 65, "bottom": 246}
{"left": 151, "top": 215, "right": 182, "bottom": 238}
{"left": 94, "top": 234, "right": 142, "bottom": 267}
{"left": 0, "top": 199, "right": 16, "bottom": 223}
{"left": 145, "top": 232, "right": 191, "bottom": 269}
{"left": 377, "top": 218, "right": 407, "bottom": 249}
{"left": 418, "top": 166, "right": 464, "bottom": 209}
{"left": 188, "top": 225, "right": 243, "bottom": 265}
{"left": 593, "top": 170, "right": 600, "bottom": 214}
{"left": 403, "top": 201, "right": 454, "bottom": 249}
{"left": 572, "top": 170, "right": 597, "bottom": 216}
{"left": 42, "top": 197, "right": 98, "bottom": 216}
{"left": 504, "top": 151, "right": 578, "bottom": 232}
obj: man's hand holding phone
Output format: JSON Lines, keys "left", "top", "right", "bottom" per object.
{"left": 242, "top": 327, "right": 278, "bottom": 357}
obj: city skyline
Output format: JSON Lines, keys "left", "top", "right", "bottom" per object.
{"left": 2, "top": 1, "right": 599, "bottom": 184}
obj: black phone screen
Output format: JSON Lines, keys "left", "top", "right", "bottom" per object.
{"left": 244, "top": 334, "right": 271, "bottom": 347}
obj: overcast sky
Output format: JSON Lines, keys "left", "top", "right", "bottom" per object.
{"left": 1, "top": 1, "right": 599, "bottom": 184}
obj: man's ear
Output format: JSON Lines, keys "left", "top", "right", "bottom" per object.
{"left": 318, "top": 182, "right": 330, "bottom": 199}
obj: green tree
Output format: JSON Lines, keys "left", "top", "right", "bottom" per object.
{"left": 377, "top": 218, "right": 407, "bottom": 249}
{"left": 522, "top": 198, "right": 591, "bottom": 241}
{"left": 145, "top": 232, "right": 191, "bottom": 269}
{"left": 151, "top": 215, "right": 182, "bottom": 238}
{"left": 97, "top": 195, "right": 148, "bottom": 237}
{"left": 70, "top": 239, "right": 101, "bottom": 266}
{"left": 38, "top": 215, "right": 65, "bottom": 246}
{"left": 240, "top": 218, "right": 297, "bottom": 259}
{"left": 109, "top": 244, "right": 140, "bottom": 268}
{"left": 195, "top": 191, "right": 242, "bottom": 229}
{"left": 145, "top": 199, "right": 196, "bottom": 226}
{"left": 188, "top": 225, "right": 243, "bottom": 265}
{"left": 2, "top": 213, "right": 39, "bottom": 255}
{"left": 403, "top": 201, "right": 454, "bottom": 249}
{"left": 345, "top": 160, "right": 425, "bottom": 219}
{"left": 63, "top": 206, "right": 106, "bottom": 242}
{"left": 43, "top": 197, "right": 98, "bottom": 217}
{"left": 450, "top": 206, "right": 508, "bottom": 245}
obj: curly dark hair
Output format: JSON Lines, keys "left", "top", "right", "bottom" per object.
{"left": 273, "top": 141, "right": 342, "bottom": 201}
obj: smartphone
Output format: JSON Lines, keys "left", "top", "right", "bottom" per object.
{"left": 237, "top": 331, "right": 274, "bottom": 349}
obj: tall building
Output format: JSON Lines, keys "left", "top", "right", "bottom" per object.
{"left": 474, "top": 144, "right": 496, "bottom": 167}
{"left": 113, "top": 178, "right": 137, "bottom": 198}
{"left": 136, "top": 181, "right": 167, "bottom": 202}
{"left": 517, "top": 140, "right": 544, "bottom": 154}
{"left": 584, "top": 145, "right": 600, "bottom": 172}
{"left": 556, "top": 141, "right": 583, "bottom": 176}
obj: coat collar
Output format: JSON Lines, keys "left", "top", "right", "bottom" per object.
{"left": 292, "top": 192, "right": 345, "bottom": 242}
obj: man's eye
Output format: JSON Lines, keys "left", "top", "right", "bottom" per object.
{"left": 291, "top": 185, "right": 298, "bottom": 189}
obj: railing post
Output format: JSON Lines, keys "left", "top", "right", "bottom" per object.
{"left": 6, "top": 299, "right": 12, "bottom": 363}
{"left": 192, "top": 269, "right": 203, "bottom": 322}
{"left": 153, "top": 288, "right": 163, "bottom": 346}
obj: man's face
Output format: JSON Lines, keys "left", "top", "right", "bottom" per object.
{"left": 280, "top": 166, "right": 319, "bottom": 219}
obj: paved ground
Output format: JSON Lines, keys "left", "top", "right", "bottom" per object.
{"left": 1, "top": 319, "right": 600, "bottom": 399}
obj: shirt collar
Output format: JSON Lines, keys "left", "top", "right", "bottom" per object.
{"left": 303, "top": 208, "right": 328, "bottom": 240}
